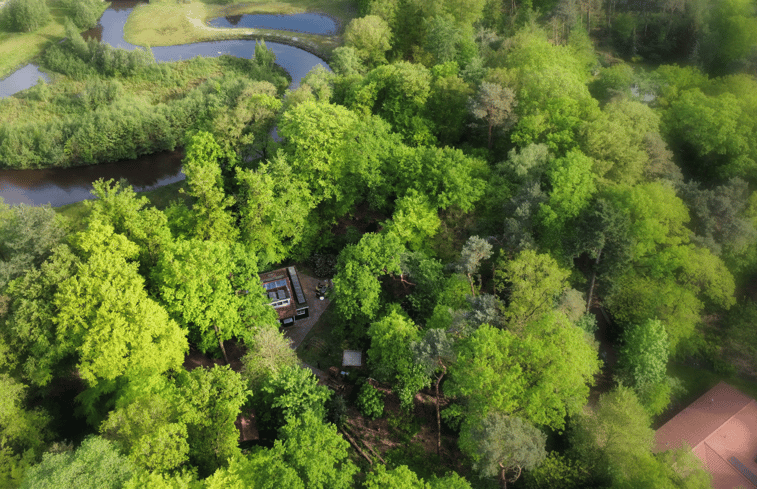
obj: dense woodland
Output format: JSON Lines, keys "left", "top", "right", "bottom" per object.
{"left": 2, "top": 0, "right": 757, "bottom": 486}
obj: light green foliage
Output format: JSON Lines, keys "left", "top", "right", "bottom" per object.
{"left": 252, "top": 40, "right": 276, "bottom": 71}
{"left": 204, "top": 451, "right": 303, "bottom": 489}
{"left": 367, "top": 308, "right": 421, "bottom": 383}
{"left": 152, "top": 239, "right": 276, "bottom": 356}
{"left": 240, "top": 328, "right": 299, "bottom": 390}
{"left": 356, "top": 383, "right": 385, "bottom": 419}
{"left": 582, "top": 99, "right": 660, "bottom": 184}
{"left": 100, "top": 380, "right": 189, "bottom": 473}
{"left": 61, "top": 0, "right": 102, "bottom": 29}
{"left": 331, "top": 46, "right": 367, "bottom": 76}
{"left": 182, "top": 132, "right": 238, "bottom": 243}
{"left": 589, "top": 63, "right": 633, "bottom": 102}
{"left": 469, "top": 81, "right": 518, "bottom": 150}
{"left": 20, "top": 436, "right": 135, "bottom": 489}
{"left": 1, "top": 245, "right": 79, "bottom": 386}
{"left": 0, "top": 376, "right": 49, "bottom": 454}
{"left": 427, "top": 472, "right": 473, "bottom": 489}
{"left": 275, "top": 411, "right": 358, "bottom": 489}
{"left": 606, "top": 182, "right": 690, "bottom": 260}
{"left": 279, "top": 100, "right": 360, "bottom": 205}
{"left": 393, "top": 146, "right": 486, "bottom": 212}
{"left": 495, "top": 249, "right": 569, "bottom": 326}
{"left": 422, "top": 16, "right": 464, "bottom": 66}
{"left": 524, "top": 452, "right": 591, "bottom": 489}
{"left": 402, "top": 252, "right": 445, "bottom": 322}
{"left": 2, "top": 0, "right": 50, "bottom": 32}
{"left": 498, "top": 28, "right": 599, "bottom": 153}
{"left": 0, "top": 447, "right": 35, "bottom": 489}
{"left": 384, "top": 190, "right": 441, "bottom": 252}
{"left": 0, "top": 202, "right": 67, "bottom": 290}
{"left": 448, "top": 318, "right": 599, "bottom": 430}
{"left": 124, "top": 469, "right": 202, "bottom": 489}
{"left": 235, "top": 156, "right": 314, "bottom": 266}
{"left": 259, "top": 366, "right": 332, "bottom": 428}
{"left": 349, "top": 62, "right": 434, "bottom": 145}
{"left": 86, "top": 178, "right": 172, "bottom": 271}
{"left": 333, "top": 232, "right": 405, "bottom": 322}
{"left": 459, "top": 413, "right": 546, "bottom": 485}
{"left": 654, "top": 445, "right": 712, "bottom": 489}
{"left": 176, "top": 366, "right": 249, "bottom": 475}
{"left": 569, "top": 385, "right": 654, "bottom": 482}
{"left": 616, "top": 319, "right": 673, "bottom": 415}
{"left": 55, "top": 221, "right": 187, "bottom": 385}
{"left": 343, "top": 16, "right": 392, "bottom": 67}
{"left": 538, "top": 149, "right": 596, "bottom": 250}
{"left": 364, "top": 464, "right": 429, "bottom": 488}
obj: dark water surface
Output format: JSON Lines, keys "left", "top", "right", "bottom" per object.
{"left": 208, "top": 13, "right": 337, "bottom": 35}
{"left": 0, "top": 2, "right": 330, "bottom": 206}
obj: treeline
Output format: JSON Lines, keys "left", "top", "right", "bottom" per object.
{"left": 0, "top": 24, "right": 288, "bottom": 169}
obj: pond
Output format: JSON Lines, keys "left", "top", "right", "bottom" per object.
{"left": 208, "top": 13, "right": 337, "bottom": 35}
{"left": 0, "top": 1, "right": 330, "bottom": 207}
{"left": 0, "top": 64, "right": 50, "bottom": 98}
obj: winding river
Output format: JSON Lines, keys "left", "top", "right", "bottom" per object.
{"left": 0, "top": 1, "right": 331, "bottom": 206}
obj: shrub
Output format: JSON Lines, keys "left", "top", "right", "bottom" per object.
{"left": 62, "top": 0, "right": 102, "bottom": 29}
{"left": 3, "top": 0, "right": 50, "bottom": 32}
{"left": 357, "top": 383, "right": 384, "bottom": 420}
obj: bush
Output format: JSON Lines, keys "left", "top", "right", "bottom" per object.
{"left": 62, "top": 0, "right": 102, "bottom": 29}
{"left": 357, "top": 383, "right": 384, "bottom": 420}
{"left": 3, "top": 0, "right": 50, "bottom": 32}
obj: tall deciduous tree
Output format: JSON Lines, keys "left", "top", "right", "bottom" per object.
{"left": 495, "top": 249, "right": 569, "bottom": 326}
{"left": 240, "top": 328, "right": 299, "bottom": 390}
{"left": 459, "top": 413, "right": 547, "bottom": 489}
{"left": 152, "top": 239, "right": 276, "bottom": 361}
{"left": 182, "top": 132, "right": 238, "bottom": 244}
{"left": 54, "top": 221, "right": 187, "bottom": 386}
{"left": 469, "top": 82, "right": 518, "bottom": 150}
{"left": 343, "top": 16, "right": 392, "bottom": 67}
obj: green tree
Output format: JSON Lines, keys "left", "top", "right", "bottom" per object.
{"left": 523, "top": 452, "right": 592, "bottom": 489}
{"left": 495, "top": 249, "right": 570, "bottom": 326}
{"left": 86, "top": 178, "right": 172, "bottom": 273}
{"left": 412, "top": 328, "right": 455, "bottom": 454}
{"left": 364, "top": 465, "right": 429, "bottom": 488}
{"left": 383, "top": 190, "right": 441, "bottom": 252}
{"left": 0, "top": 375, "right": 49, "bottom": 455}
{"left": 124, "top": 469, "right": 202, "bottom": 489}
{"left": 3, "top": 0, "right": 50, "bottom": 32}
{"left": 343, "top": 16, "right": 392, "bottom": 67}
{"left": 616, "top": 319, "right": 672, "bottom": 415}
{"left": 448, "top": 318, "right": 599, "bottom": 430}
{"left": 235, "top": 155, "right": 315, "bottom": 266}
{"left": 54, "top": 221, "right": 187, "bottom": 386}
{"left": 176, "top": 366, "right": 249, "bottom": 475}
{"left": 152, "top": 239, "right": 276, "bottom": 361}
{"left": 20, "top": 436, "right": 135, "bottom": 489}
{"left": 459, "top": 413, "right": 547, "bottom": 489}
{"left": 0, "top": 202, "right": 67, "bottom": 290}
{"left": 275, "top": 411, "right": 358, "bottom": 489}
{"left": 469, "top": 82, "right": 518, "bottom": 150}
{"left": 367, "top": 308, "right": 421, "bottom": 384}
{"left": 240, "top": 328, "right": 299, "bottom": 391}
{"left": 258, "top": 365, "right": 332, "bottom": 430}
{"left": 182, "top": 132, "right": 238, "bottom": 243}
{"left": 455, "top": 236, "right": 492, "bottom": 296}
{"left": 204, "top": 451, "right": 303, "bottom": 489}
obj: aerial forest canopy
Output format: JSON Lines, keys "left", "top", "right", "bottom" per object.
{"left": 1, "top": 0, "right": 757, "bottom": 486}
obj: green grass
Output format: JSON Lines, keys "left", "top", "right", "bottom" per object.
{"left": 0, "top": 0, "right": 108, "bottom": 79}
{"left": 296, "top": 305, "right": 345, "bottom": 369}
{"left": 123, "top": 0, "right": 354, "bottom": 58}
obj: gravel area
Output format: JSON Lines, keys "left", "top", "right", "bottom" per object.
{"left": 283, "top": 272, "right": 332, "bottom": 350}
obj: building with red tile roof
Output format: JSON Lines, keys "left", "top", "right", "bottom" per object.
{"left": 655, "top": 381, "right": 757, "bottom": 488}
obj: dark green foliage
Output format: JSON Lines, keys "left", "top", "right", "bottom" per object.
{"left": 356, "top": 382, "right": 385, "bottom": 419}
{"left": 2, "top": 0, "right": 49, "bottom": 32}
